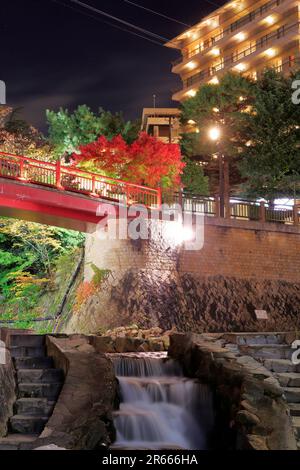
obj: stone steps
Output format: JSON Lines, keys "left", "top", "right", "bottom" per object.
{"left": 0, "top": 434, "right": 38, "bottom": 451}
{"left": 16, "top": 398, "right": 55, "bottom": 416}
{"left": 283, "top": 387, "right": 300, "bottom": 403}
{"left": 9, "top": 415, "right": 48, "bottom": 435}
{"left": 224, "top": 333, "right": 287, "bottom": 346}
{"left": 292, "top": 417, "right": 300, "bottom": 439}
{"left": 288, "top": 404, "right": 300, "bottom": 417}
{"left": 17, "top": 368, "right": 64, "bottom": 384}
{"left": 18, "top": 382, "right": 63, "bottom": 399}
{"left": 263, "top": 359, "right": 300, "bottom": 374}
{"left": 239, "top": 344, "right": 292, "bottom": 360}
{"left": 276, "top": 373, "right": 300, "bottom": 388}
{"left": 1, "top": 333, "right": 64, "bottom": 448}
{"left": 9, "top": 334, "right": 45, "bottom": 348}
{"left": 10, "top": 346, "right": 46, "bottom": 358}
{"left": 225, "top": 333, "right": 300, "bottom": 450}
{"left": 14, "top": 356, "right": 54, "bottom": 370}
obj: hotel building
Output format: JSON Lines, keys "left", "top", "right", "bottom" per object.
{"left": 165, "top": 0, "right": 300, "bottom": 102}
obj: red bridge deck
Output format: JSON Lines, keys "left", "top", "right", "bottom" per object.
{"left": 0, "top": 152, "right": 161, "bottom": 231}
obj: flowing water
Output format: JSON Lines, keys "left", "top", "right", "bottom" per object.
{"left": 110, "top": 352, "right": 215, "bottom": 450}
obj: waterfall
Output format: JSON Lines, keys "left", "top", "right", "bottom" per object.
{"left": 110, "top": 352, "right": 215, "bottom": 450}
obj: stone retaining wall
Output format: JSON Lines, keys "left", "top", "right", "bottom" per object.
{"left": 169, "top": 333, "right": 296, "bottom": 450}
{"left": 63, "top": 218, "right": 300, "bottom": 334}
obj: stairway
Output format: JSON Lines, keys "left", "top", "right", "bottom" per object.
{"left": 0, "top": 334, "right": 64, "bottom": 450}
{"left": 227, "top": 333, "right": 300, "bottom": 450}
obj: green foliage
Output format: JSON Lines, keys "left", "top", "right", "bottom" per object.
{"left": 181, "top": 158, "right": 209, "bottom": 194}
{"left": 90, "top": 264, "right": 111, "bottom": 286}
{"left": 180, "top": 72, "right": 255, "bottom": 194}
{"left": 95, "top": 110, "right": 140, "bottom": 144}
{"left": 46, "top": 105, "right": 140, "bottom": 159}
{"left": 0, "top": 218, "right": 84, "bottom": 328}
{"left": 181, "top": 72, "right": 254, "bottom": 159}
{"left": 238, "top": 68, "right": 300, "bottom": 200}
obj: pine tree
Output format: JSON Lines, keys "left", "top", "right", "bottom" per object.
{"left": 239, "top": 68, "right": 300, "bottom": 201}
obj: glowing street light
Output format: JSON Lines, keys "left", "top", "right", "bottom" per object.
{"left": 208, "top": 126, "right": 221, "bottom": 141}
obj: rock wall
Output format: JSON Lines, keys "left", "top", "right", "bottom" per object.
{"left": 63, "top": 218, "right": 300, "bottom": 334}
{"left": 169, "top": 333, "right": 296, "bottom": 450}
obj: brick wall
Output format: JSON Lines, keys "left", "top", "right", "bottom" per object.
{"left": 84, "top": 220, "right": 178, "bottom": 281}
{"left": 179, "top": 218, "right": 300, "bottom": 282}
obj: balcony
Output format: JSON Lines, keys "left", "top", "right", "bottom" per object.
{"left": 172, "top": 0, "right": 291, "bottom": 70}
{"left": 173, "top": 21, "right": 300, "bottom": 99}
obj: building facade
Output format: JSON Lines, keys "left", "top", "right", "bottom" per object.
{"left": 141, "top": 108, "right": 181, "bottom": 143}
{"left": 166, "top": 0, "right": 300, "bottom": 102}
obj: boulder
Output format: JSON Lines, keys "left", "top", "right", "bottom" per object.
{"left": 236, "top": 410, "right": 260, "bottom": 426}
{"left": 246, "top": 434, "right": 269, "bottom": 451}
{"left": 115, "top": 337, "right": 144, "bottom": 353}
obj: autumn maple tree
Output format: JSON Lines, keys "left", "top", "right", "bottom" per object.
{"left": 72, "top": 132, "right": 184, "bottom": 188}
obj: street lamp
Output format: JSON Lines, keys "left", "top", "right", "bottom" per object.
{"left": 208, "top": 125, "right": 229, "bottom": 218}
{"left": 208, "top": 126, "right": 221, "bottom": 141}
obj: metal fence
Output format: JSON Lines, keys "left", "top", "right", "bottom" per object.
{"left": 0, "top": 152, "right": 161, "bottom": 208}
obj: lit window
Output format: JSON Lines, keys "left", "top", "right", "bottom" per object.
{"left": 234, "top": 63, "right": 247, "bottom": 71}
{"left": 186, "top": 61, "right": 197, "bottom": 70}
{"left": 234, "top": 32, "right": 246, "bottom": 41}
{"left": 265, "top": 48, "right": 276, "bottom": 57}
{"left": 186, "top": 89, "right": 196, "bottom": 97}
{"left": 211, "top": 47, "right": 220, "bottom": 56}
{"left": 209, "top": 76, "right": 219, "bottom": 84}
{"left": 264, "top": 15, "right": 275, "bottom": 25}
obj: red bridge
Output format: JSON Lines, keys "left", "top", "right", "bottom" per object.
{"left": 0, "top": 152, "right": 161, "bottom": 232}
{"left": 0, "top": 152, "right": 299, "bottom": 233}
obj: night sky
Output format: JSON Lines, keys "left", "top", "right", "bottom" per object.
{"left": 1, "top": 0, "right": 225, "bottom": 132}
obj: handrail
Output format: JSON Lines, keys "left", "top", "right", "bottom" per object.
{"left": 0, "top": 151, "right": 157, "bottom": 192}
{"left": 172, "top": 0, "right": 285, "bottom": 66}
{"left": 162, "top": 191, "right": 299, "bottom": 226}
{"left": 0, "top": 152, "right": 298, "bottom": 226}
{"left": 0, "top": 151, "right": 161, "bottom": 208}
{"left": 181, "top": 21, "right": 300, "bottom": 90}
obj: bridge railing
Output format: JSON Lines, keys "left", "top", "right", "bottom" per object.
{"left": 162, "top": 191, "right": 299, "bottom": 226}
{"left": 0, "top": 151, "right": 299, "bottom": 226}
{"left": 0, "top": 152, "right": 161, "bottom": 208}
{"left": 163, "top": 191, "right": 217, "bottom": 216}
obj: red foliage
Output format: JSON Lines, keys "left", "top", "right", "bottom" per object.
{"left": 72, "top": 132, "right": 184, "bottom": 188}
{"left": 74, "top": 281, "right": 96, "bottom": 312}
